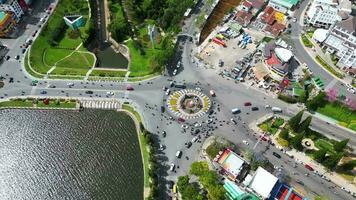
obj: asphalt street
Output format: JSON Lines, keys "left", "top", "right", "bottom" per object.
{"left": 0, "top": 0, "right": 354, "bottom": 199}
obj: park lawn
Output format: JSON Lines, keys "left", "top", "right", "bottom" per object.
{"left": 37, "top": 101, "right": 76, "bottom": 108}
{"left": 317, "top": 102, "right": 356, "bottom": 125}
{"left": 301, "top": 34, "right": 313, "bottom": 48}
{"left": 0, "top": 100, "right": 33, "bottom": 107}
{"left": 44, "top": 48, "right": 73, "bottom": 66}
{"left": 28, "top": 0, "right": 93, "bottom": 77}
{"left": 24, "top": 52, "right": 44, "bottom": 78}
{"left": 90, "top": 69, "right": 127, "bottom": 77}
{"left": 56, "top": 52, "right": 95, "bottom": 69}
{"left": 315, "top": 139, "right": 335, "bottom": 153}
{"left": 126, "top": 40, "right": 162, "bottom": 77}
{"left": 50, "top": 67, "right": 89, "bottom": 76}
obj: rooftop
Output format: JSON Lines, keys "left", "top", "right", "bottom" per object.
{"left": 217, "top": 149, "right": 246, "bottom": 179}
{"left": 335, "top": 16, "right": 356, "bottom": 36}
{"left": 249, "top": 167, "right": 278, "bottom": 199}
{"left": 271, "top": 0, "right": 299, "bottom": 8}
{"left": 0, "top": 11, "right": 6, "bottom": 22}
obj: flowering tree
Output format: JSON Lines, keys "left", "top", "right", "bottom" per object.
{"left": 326, "top": 89, "right": 338, "bottom": 102}
{"left": 344, "top": 98, "right": 356, "bottom": 111}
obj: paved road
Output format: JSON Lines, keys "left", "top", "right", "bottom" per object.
{"left": 289, "top": 0, "right": 355, "bottom": 101}
{"left": 0, "top": 1, "right": 354, "bottom": 199}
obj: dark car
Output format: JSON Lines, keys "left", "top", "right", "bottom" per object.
{"left": 85, "top": 90, "right": 93, "bottom": 94}
{"left": 185, "top": 142, "right": 192, "bottom": 148}
{"left": 9, "top": 77, "right": 14, "bottom": 83}
{"left": 272, "top": 152, "right": 281, "bottom": 159}
{"left": 40, "top": 90, "right": 47, "bottom": 94}
{"left": 244, "top": 102, "right": 252, "bottom": 106}
{"left": 22, "top": 49, "right": 26, "bottom": 54}
{"left": 15, "top": 55, "right": 20, "bottom": 60}
{"left": 5, "top": 55, "right": 10, "bottom": 60}
{"left": 162, "top": 131, "right": 166, "bottom": 137}
{"left": 160, "top": 106, "right": 165, "bottom": 113}
{"left": 251, "top": 106, "right": 259, "bottom": 111}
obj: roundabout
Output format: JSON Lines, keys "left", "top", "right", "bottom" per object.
{"left": 166, "top": 89, "right": 211, "bottom": 119}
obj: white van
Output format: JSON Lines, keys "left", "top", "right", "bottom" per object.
{"left": 231, "top": 108, "right": 241, "bottom": 114}
{"left": 176, "top": 151, "right": 182, "bottom": 158}
{"left": 271, "top": 107, "right": 282, "bottom": 112}
{"left": 169, "top": 163, "right": 175, "bottom": 171}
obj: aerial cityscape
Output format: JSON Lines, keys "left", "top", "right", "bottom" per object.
{"left": 0, "top": 0, "right": 355, "bottom": 199}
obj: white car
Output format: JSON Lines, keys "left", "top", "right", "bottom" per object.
{"left": 347, "top": 88, "right": 355, "bottom": 94}
{"left": 67, "top": 82, "right": 74, "bottom": 86}
{"left": 173, "top": 69, "right": 177, "bottom": 76}
{"left": 292, "top": 17, "right": 297, "bottom": 23}
{"left": 195, "top": 87, "right": 202, "bottom": 91}
{"left": 242, "top": 140, "right": 249, "bottom": 145}
{"left": 192, "top": 136, "right": 198, "bottom": 143}
{"left": 206, "top": 119, "right": 213, "bottom": 124}
{"left": 169, "top": 163, "right": 175, "bottom": 171}
{"left": 346, "top": 84, "right": 352, "bottom": 88}
{"left": 181, "top": 124, "right": 188, "bottom": 129}
{"left": 194, "top": 123, "right": 202, "bottom": 127}
{"left": 165, "top": 89, "right": 170, "bottom": 96}
{"left": 106, "top": 91, "right": 114, "bottom": 96}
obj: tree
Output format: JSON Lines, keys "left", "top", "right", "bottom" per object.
{"left": 290, "top": 132, "right": 305, "bottom": 151}
{"left": 207, "top": 185, "right": 226, "bottom": 200}
{"left": 323, "top": 153, "right": 343, "bottom": 170}
{"left": 334, "top": 139, "right": 349, "bottom": 152}
{"left": 297, "top": 116, "right": 312, "bottom": 133}
{"left": 306, "top": 91, "right": 327, "bottom": 111}
{"left": 279, "top": 128, "right": 289, "bottom": 140}
{"left": 337, "top": 160, "right": 356, "bottom": 171}
{"left": 288, "top": 111, "right": 303, "bottom": 131}
{"left": 313, "top": 149, "right": 327, "bottom": 163}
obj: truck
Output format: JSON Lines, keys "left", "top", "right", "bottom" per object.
{"left": 271, "top": 107, "right": 282, "bottom": 113}
{"left": 231, "top": 108, "right": 241, "bottom": 114}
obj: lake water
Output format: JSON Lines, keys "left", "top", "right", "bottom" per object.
{"left": 0, "top": 109, "right": 143, "bottom": 200}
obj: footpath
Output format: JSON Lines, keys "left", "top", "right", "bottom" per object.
{"left": 250, "top": 114, "right": 356, "bottom": 193}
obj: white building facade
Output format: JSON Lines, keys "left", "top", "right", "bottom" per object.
{"left": 0, "top": 0, "right": 24, "bottom": 22}
{"left": 306, "top": 0, "right": 351, "bottom": 28}
{"left": 324, "top": 17, "right": 356, "bottom": 68}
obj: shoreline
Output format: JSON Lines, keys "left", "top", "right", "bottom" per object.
{"left": 118, "top": 106, "right": 151, "bottom": 199}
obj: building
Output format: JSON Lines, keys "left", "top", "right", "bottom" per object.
{"left": 247, "top": 167, "right": 279, "bottom": 199}
{"left": 258, "top": 6, "right": 286, "bottom": 36}
{"left": 215, "top": 148, "right": 249, "bottom": 182}
{"left": 268, "top": 0, "right": 299, "bottom": 13}
{"left": 306, "top": 0, "right": 351, "bottom": 28}
{"left": 63, "top": 15, "right": 85, "bottom": 29}
{"left": 0, "top": 0, "right": 24, "bottom": 22}
{"left": 224, "top": 180, "right": 260, "bottom": 200}
{"left": 0, "top": 11, "right": 16, "bottom": 37}
{"left": 323, "top": 16, "right": 356, "bottom": 68}
{"left": 234, "top": 10, "right": 253, "bottom": 27}
{"left": 269, "top": 183, "right": 306, "bottom": 200}
{"left": 263, "top": 39, "right": 294, "bottom": 80}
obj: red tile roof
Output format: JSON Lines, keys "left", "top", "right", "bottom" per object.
{"left": 242, "top": 0, "right": 252, "bottom": 8}
{"left": 249, "top": 0, "right": 265, "bottom": 10}
{"left": 234, "top": 10, "right": 253, "bottom": 26}
{"left": 264, "top": 22, "right": 285, "bottom": 36}
{"left": 260, "top": 6, "right": 276, "bottom": 25}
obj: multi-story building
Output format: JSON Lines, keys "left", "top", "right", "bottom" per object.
{"left": 323, "top": 16, "right": 356, "bottom": 69}
{"left": 306, "top": 0, "right": 351, "bottom": 28}
{"left": 0, "top": 0, "right": 24, "bottom": 22}
{"left": 0, "top": 10, "right": 16, "bottom": 37}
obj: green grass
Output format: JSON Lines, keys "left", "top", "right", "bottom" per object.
{"left": 258, "top": 117, "right": 284, "bottom": 135}
{"left": 315, "top": 139, "right": 335, "bottom": 153}
{"left": 301, "top": 34, "right": 313, "bottom": 48}
{"left": 56, "top": 52, "right": 94, "bottom": 69}
{"left": 315, "top": 56, "right": 344, "bottom": 79}
{"left": 44, "top": 48, "right": 73, "bottom": 66}
{"left": 261, "top": 36, "right": 273, "bottom": 43}
{"left": 50, "top": 67, "right": 89, "bottom": 76}
{"left": 126, "top": 40, "right": 162, "bottom": 77}
{"left": 37, "top": 101, "right": 76, "bottom": 108}
{"left": 90, "top": 69, "right": 127, "bottom": 77}
{"left": 0, "top": 100, "right": 33, "bottom": 107}
{"left": 24, "top": 52, "right": 44, "bottom": 78}
{"left": 28, "top": 0, "right": 93, "bottom": 77}
{"left": 317, "top": 102, "right": 356, "bottom": 131}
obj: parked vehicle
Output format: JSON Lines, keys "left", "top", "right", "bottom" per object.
{"left": 162, "top": 131, "right": 167, "bottom": 137}
{"left": 126, "top": 85, "right": 134, "bottom": 90}
{"left": 230, "top": 118, "right": 237, "bottom": 124}
{"left": 165, "top": 89, "right": 170, "bottom": 96}
{"left": 231, "top": 108, "right": 241, "bottom": 114}
{"left": 304, "top": 164, "right": 314, "bottom": 171}
{"left": 271, "top": 107, "right": 282, "bottom": 112}
{"left": 176, "top": 151, "right": 182, "bottom": 158}
{"left": 244, "top": 102, "right": 251, "bottom": 106}
{"left": 273, "top": 152, "right": 281, "bottom": 159}
{"left": 85, "top": 90, "right": 93, "bottom": 94}
{"left": 251, "top": 106, "right": 259, "bottom": 111}
{"left": 173, "top": 69, "right": 177, "bottom": 76}
{"left": 169, "top": 163, "right": 175, "bottom": 171}
{"left": 161, "top": 106, "right": 165, "bottom": 113}
{"left": 209, "top": 90, "right": 216, "bottom": 97}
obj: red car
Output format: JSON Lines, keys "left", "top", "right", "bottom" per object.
{"left": 244, "top": 102, "right": 252, "bottom": 106}
{"left": 304, "top": 164, "right": 314, "bottom": 171}
{"left": 178, "top": 117, "right": 185, "bottom": 123}
{"left": 126, "top": 85, "right": 134, "bottom": 91}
